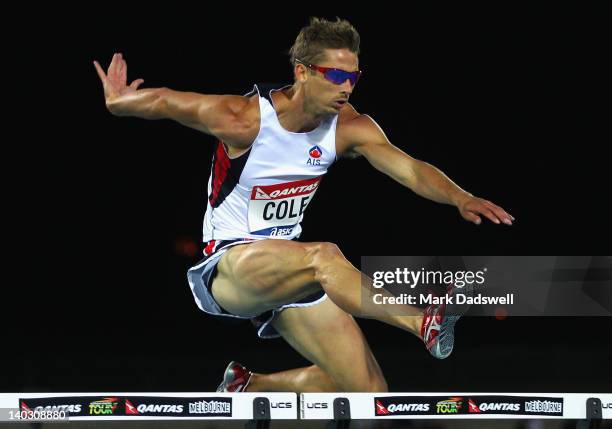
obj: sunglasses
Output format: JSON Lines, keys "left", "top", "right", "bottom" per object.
{"left": 296, "top": 59, "right": 362, "bottom": 86}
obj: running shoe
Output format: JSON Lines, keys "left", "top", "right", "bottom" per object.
{"left": 421, "top": 283, "right": 474, "bottom": 359}
{"left": 216, "top": 361, "right": 253, "bottom": 392}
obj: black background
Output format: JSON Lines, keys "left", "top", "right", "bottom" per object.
{"left": 6, "top": 4, "right": 611, "bottom": 393}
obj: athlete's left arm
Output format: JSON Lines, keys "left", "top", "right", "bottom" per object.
{"left": 348, "top": 115, "right": 514, "bottom": 225}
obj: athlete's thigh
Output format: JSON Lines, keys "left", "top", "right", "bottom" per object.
{"left": 271, "top": 298, "right": 387, "bottom": 392}
{"left": 211, "top": 239, "right": 321, "bottom": 316}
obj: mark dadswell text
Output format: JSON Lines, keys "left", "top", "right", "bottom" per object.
{"left": 372, "top": 293, "right": 514, "bottom": 306}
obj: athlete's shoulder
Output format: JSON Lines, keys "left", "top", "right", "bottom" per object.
{"left": 218, "top": 93, "right": 260, "bottom": 150}
{"left": 336, "top": 104, "right": 386, "bottom": 158}
{"left": 223, "top": 93, "right": 259, "bottom": 116}
{"left": 337, "top": 103, "right": 381, "bottom": 135}
{"left": 337, "top": 102, "right": 360, "bottom": 122}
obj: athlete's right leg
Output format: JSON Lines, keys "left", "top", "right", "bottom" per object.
{"left": 211, "top": 239, "right": 423, "bottom": 335}
{"left": 247, "top": 298, "right": 388, "bottom": 392}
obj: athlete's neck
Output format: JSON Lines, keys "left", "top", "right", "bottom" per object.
{"left": 272, "top": 84, "right": 329, "bottom": 133}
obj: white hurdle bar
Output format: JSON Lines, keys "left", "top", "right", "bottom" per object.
{"left": 0, "top": 392, "right": 610, "bottom": 423}
{"left": 0, "top": 392, "right": 297, "bottom": 421}
{"left": 301, "top": 392, "right": 612, "bottom": 420}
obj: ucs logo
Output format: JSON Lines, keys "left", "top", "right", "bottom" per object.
{"left": 306, "top": 403, "right": 328, "bottom": 409}
{"left": 271, "top": 402, "right": 292, "bottom": 409}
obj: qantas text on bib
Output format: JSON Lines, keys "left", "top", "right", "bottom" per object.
{"left": 248, "top": 177, "right": 321, "bottom": 237}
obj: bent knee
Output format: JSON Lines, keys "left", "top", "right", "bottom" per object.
{"left": 311, "top": 242, "right": 344, "bottom": 259}
{"left": 308, "top": 242, "right": 348, "bottom": 269}
{"left": 308, "top": 242, "right": 351, "bottom": 284}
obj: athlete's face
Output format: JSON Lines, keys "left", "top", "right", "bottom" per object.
{"left": 298, "top": 49, "right": 359, "bottom": 114}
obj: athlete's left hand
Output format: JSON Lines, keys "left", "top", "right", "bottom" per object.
{"left": 457, "top": 196, "right": 514, "bottom": 225}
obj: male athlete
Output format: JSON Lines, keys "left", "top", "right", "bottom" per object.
{"left": 94, "top": 18, "right": 513, "bottom": 392}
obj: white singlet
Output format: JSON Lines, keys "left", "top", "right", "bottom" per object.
{"left": 202, "top": 83, "right": 338, "bottom": 242}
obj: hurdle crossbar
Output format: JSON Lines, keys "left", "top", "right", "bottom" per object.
{"left": 0, "top": 392, "right": 609, "bottom": 422}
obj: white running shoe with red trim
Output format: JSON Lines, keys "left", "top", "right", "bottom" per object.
{"left": 421, "top": 283, "right": 474, "bottom": 359}
{"left": 216, "top": 361, "right": 253, "bottom": 392}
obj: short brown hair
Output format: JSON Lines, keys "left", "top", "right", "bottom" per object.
{"left": 289, "top": 17, "right": 360, "bottom": 66}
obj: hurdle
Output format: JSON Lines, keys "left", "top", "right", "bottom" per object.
{"left": 1, "top": 391, "right": 609, "bottom": 427}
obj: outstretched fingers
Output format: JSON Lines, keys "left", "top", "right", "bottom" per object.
{"left": 129, "top": 78, "right": 145, "bottom": 90}
{"left": 107, "top": 53, "right": 118, "bottom": 80}
{"left": 483, "top": 200, "right": 514, "bottom": 224}
{"left": 118, "top": 54, "right": 127, "bottom": 84}
{"left": 479, "top": 207, "right": 502, "bottom": 224}
{"left": 461, "top": 209, "right": 482, "bottom": 225}
{"left": 93, "top": 60, "right": 107, "bottom": 83}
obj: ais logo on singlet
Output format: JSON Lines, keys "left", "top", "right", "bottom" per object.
{"left": 248, "top": 177, "right": 321, "bottom": 237}
{"left": 307, "top": 145, "right": 323, "bottom": 166}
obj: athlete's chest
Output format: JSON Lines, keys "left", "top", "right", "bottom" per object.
{"left": 235, "top": 130, "right": 332, "bottom": 237}
{"left": 238, "top": 132, "right": 334, "bottom": 187}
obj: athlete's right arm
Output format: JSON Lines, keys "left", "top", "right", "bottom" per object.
{"left": 94, "top": 53, "right": 254, "bottom": 147}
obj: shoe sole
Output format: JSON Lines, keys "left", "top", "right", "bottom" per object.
{"left": 435, "top": 283, "right": 475, "bottom": 359}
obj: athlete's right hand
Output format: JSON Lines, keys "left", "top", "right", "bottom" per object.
{"left": 93, "top": 53, "right": 145, "bottom": 108}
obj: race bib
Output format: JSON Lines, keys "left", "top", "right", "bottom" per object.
{"left": 248, "top": 177, "right": 321, "bottom": 237}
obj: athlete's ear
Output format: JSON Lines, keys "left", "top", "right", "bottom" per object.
{"left": 294, "top": 62, "right": 309, "bottom": 83}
